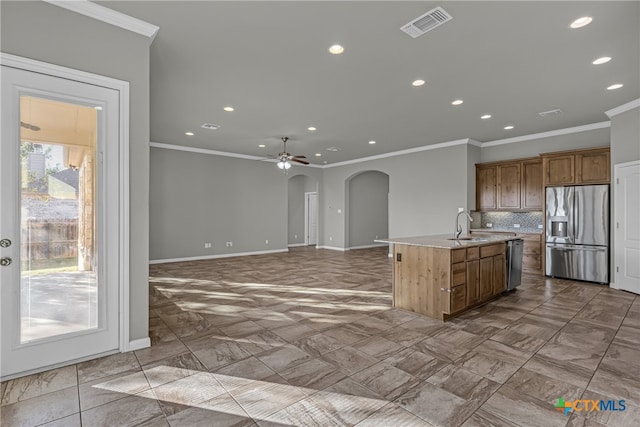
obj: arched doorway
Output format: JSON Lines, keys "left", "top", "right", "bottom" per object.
{"left": 346, "top": 170, "right": 389, "bottom": 249}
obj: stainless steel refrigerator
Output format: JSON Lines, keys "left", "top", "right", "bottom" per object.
{"left": 546, "top": 185, "right": 609, "bottom": 283}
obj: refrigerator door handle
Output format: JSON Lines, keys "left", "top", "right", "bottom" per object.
{"left": 548, "top": 246, "right": 606, "bottom": 252}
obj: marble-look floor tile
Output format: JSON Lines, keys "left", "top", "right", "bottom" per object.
{"left": 77, "top": 352, "right": 140, "bottom": 384}
{"left": 461, "top": 408, "right": 522, "bottom": 427}
{"left": 185, "top": 335, "right": 253, "bottom": 370}
{"left": 473, "top": 339, "right": 532, "bottom": 366}
{"left": 411, "top": 336, "right": 471, "bottom": 364}
{"left": 548, "top": 320, "right": 616, "bottom": 355}
{"left": 226, "top": 378, "right": 307, "bottom": 420}
{"left": 39, "top": 413, "right": 82, "bottom": 427}
{"left": 165, "top": 392, "right": 253, "bottom": 427}
{"left": 320, "top": 346, "right": 378, "bottom": 376}
{"left": 380, "top": 325, "right": 430, "bottom": 347}
{"left": 352, "top": 336, "right": 403, "bottom": 360}
{"left": 213, "top": 356, "right": 277, "bottom": 389}
{"left": 488, "top": 328, "right": 548, "bottom": 353}
{"left": 279, "top": 358, "right": 346, "bottom": 391}
{"left": 587, "top": 358, "right": 640, "bottom": 403}
{"left": 308, "top": 388, "right": 387, "bottom": 426}
{"left": 258, "top": 396, "right": 343, "bottom": 427}
{"left": 522, "top": 354, "right": 593, "bottom": 389}
{"left": 322, "top": 324, "right": 371, "bottom": 346}
{"left": 567, "top": 389, "right": 640, "bottom": 427}
{"left": 321, "top": 377, "right": 384, "bottom": 400}
{"left": 383, "top": 348, "right": 448, "bottom": 381}
{"left": 454, "top": 350, "right": 521, "bottom": 384}
{"left": 79, "top": 369, "right": 150, "bottom": 411}
{"left": 271, "top": 323, "right": 317, "bottom": 342}
{"left": 1, "top": 365, "right": 77, "bottom": 405}
{"left": 351, "top": 362, "right": 420, "bottom": 400}
{"left": 604, "top": 341, "right": 640, "bottom": 369}
{"left": 613, "top": 325, "right": 640, "bottom": 346}
{"left": 220, "top": 320, "right": 266, "bottom": 339}
{"left": 0, "top": 386, "right": 79, "bottom": 427}
{"left": 535, "top": 342, "right": 603, "bottom": 372}
{"left": 151, "top": 371, "right": 226, "bottom": 407}
{"left": 398, "top": 317, "right": 446, "bottom": 336}
{"left": 292, "top": 332, "right": 345, "bottom": 356}
{"left": 355, "top": 402, "right": 434, "bottom": 426}
{"left": 368, "top": 308, "right": 418, "bottom": 326}
{"left": 426, "top": 364, "right": 500, "bottom": 402}
{"left": 256, "top": 344, "right": 313, "bottom": 373}
{"left": 238, "top": 329, "right": 288, "bottom": 355}
{"left": 479, "top": 384, "right": 567, "bottom": 427}
{"left": 134, "top": 339, "right": 190, "bottom": 367}
{"left": 141, "top": 352, "right": 206, "bottom": 388}
{"left": 80, "top": 394, "right": 164, "bottom": 427}
{"left": 503, "top": 367, "right": 584, "bottom": 403}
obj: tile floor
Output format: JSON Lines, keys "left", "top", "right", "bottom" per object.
{"left": 1, "top": 246, "right": 638, "bottom": 427}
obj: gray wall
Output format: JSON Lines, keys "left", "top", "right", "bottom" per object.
{"left": 347, "top": 171, "right": 389, "bottom": 248}
{"left": 288, "top": 175, "right": 318, "bottom": 245}
{"left": 480, "top": 127, "right": 610, "bottom": 163}
{"left": 322, "top": 143, "right": 473, "bottom": 248}
{"left": 150, "top": 147, "right": 302, "bottom": 260}
{"left": 609, "top": 104, "right": 640, "bottom": 285}
{"left": 1, "top": 1, "right": 151, "bottom": 341}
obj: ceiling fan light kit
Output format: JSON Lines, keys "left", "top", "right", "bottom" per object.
{"left": 274, "top": 137, "right": 309, "bottom": 171}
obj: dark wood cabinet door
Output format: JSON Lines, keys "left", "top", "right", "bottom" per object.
{"left": 466, "top": 259, "right": 480, "bottom": 305}
{"left": 476, "top": 165, "right": 497, "bottom": 210}
{"left": 576, "top": 150, "right": 610, "bottom": 184}
{"left": 544, "top": 155, "right": 575, "bottom": 186}
{"left": 492, "top": 253, "right": 506, "bottom": 294}
{"left": 498, "top": 163, "right": 521, "bottom": 209}
{"left": 479, "top": 257, "right": 493, "bottom": 300}
{"left": 521, "top": 160, "right": 543, "bottom": 210}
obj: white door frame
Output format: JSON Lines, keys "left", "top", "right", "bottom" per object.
{"left": 0, "top": 53, "right": 131, "bottom": 361}
{"left": 304, "top": 192, "right": 318, "bottom": 246}
{"left": 612, "top": 160, "right": 640, "bottom": 294}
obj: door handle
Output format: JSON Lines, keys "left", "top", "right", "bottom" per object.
{"left": 0, "top": 239, "right": 11, "bottom": 248}
{"left": 0, "top": 257, "right": 12, "bottom": 266}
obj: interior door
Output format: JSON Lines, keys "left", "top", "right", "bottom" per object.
{"left": 615, "top": 161, "right": 640, "bottom": 294}
{"left": 306, "top": 192, "right": 318, "bottom": 246}
{"left": 1, "top": 65, "right": 120, "bottom": 379}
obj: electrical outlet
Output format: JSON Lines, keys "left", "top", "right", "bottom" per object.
{"left": 329, "top": 236, "right": 333, "bottom": 241}
{"left": 337, "top": 209, "right": 342, "bottom": 214}
{"left": 538, "top": 224, "right": 543, "bottom": 229}
{"left": 487, "top": 223, "right": 492, "bottom": 228}
{"left": 375, "top": 235, "right": 379, "bottom": 239}
{"left": 458, "top": 207, "right": 464, "bottom": 213}
{"left": 204, "top": 243, "right": 212, "bottom": 249}
{"left": 513, "top": 224, "right": 521, "bottom": 228}
{"left": 265, "top": 240, "right": 269, "bottom": 245}
{"left": 294, "top": 234, "right": 297, "bottom": 239}
{"left": 225, "top": 241, "right": 233, "bottom": 247}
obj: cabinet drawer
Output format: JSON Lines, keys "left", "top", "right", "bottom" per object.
{"left": 480, "top": 243, "right": 504, "bottom": 258}
{"left": 452, "top": 262, "right": 466, "bottom": 286}
{"left": 451, "top": 249, "right": 466, "bottom": 264}
{"left": 466, "top": 247, "right": 479, "bottom": 260}
{"left": 451, "top": 285, "right": 467, "bottom": 313}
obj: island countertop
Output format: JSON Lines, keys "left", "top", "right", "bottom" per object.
{"left": 376, "top": 233, "right": 517, "bottom": 249}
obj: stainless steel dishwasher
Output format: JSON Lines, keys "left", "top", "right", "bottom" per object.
{"left": 506, "top": 238, "right": 524, "bottom": 291}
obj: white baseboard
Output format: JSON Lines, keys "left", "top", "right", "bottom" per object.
{"left": 287, "top": 243, "right": 308, "bottom": 248}
{"left": 150, "top": 249, "right": 289, "bottom": 264}
{"left": 348, "top": 243, "right": 388, "bottom": 250}
{"left": 128, "top": 337, "right": 151, "bottom": 351}
{"left": 316, "top": 245, "right": 347, "bottom": 251}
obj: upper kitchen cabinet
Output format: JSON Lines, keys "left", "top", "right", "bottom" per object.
{"left": 476, "top": 158, "right": 542, "bottom": 211}
{"left": 542, "top": 147, "right": 610, "bottom": 186}
{"left": 476, "top": 164, "right": 497, "bottom": 210}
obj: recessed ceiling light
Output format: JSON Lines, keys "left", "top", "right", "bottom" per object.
{"left": 451, "top": 99, "right": 464, "bottom": 106}
{"left": 185, "top": 132, "right": 194, "bottom": 136}
{"left": 258, "top": 144, "right": 266, "bottom": 148}
{"left": 223, "top": 106, "right": 234, "bottom": 112}
{"left": 570, "top": 16, "right": 592, "bottom": 29}
{"left": 504, "top": 125, "right": 514, "bottom": 130}
{"left": 412, "top": 79, "right": 426, "bottom": 87}
{"left": 329, "top": 44, "right": 344, "bottom": 55}
{"left": 607, "top": 83, "right": 623, "bottom": 90}
{"left": 315, "top": 153, "right": 322, "bottom": 157}
{"left": 201, "top": 123, "right": 221, "bottom": 130}
{"left": 326, "top": 147, "right": 341, "bottom": 152}
{"left": 368, "top": 140, "right": 376, "bottom": 145}
{"left": 308, "top": 126, "right": 317, "bottom": 131}
{"left": 481, "top": 114, "right": 492, "bottom": 120}
{"left": 592, "top": 56, "right": 611, "bottom": 65}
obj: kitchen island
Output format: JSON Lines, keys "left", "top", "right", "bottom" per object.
{"left": 378, "top": 234, "right": 516, "bottom": 320}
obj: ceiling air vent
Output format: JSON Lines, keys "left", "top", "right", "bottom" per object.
{"left": 538, "top": 109, "right": 563, "bottom": 117}
{"left": 201, "top": 123, "right": 221, "bottom": 130}
{"left": 401, "top": 7, "right": 453, "bottom": 38}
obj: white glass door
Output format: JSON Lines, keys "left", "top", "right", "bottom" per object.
{"left": 1, "top": 65, "right": 120, "bottom": 379}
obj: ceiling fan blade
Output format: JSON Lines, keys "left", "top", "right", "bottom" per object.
{"left": 291, "top": 155, "right": 307, "bottom": 159}
{"left": 290, "top": 158, "right": 310, "bottom": 165}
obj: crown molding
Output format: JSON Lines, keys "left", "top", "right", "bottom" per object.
{"left": 150, "top": 142, "right": 323, "bottom": 168}
{"left": 481, "top": 121, "right": 611, "bottom": 148}
{"left": 324, "top": 138, "right": 470, "bottom": 168}
{"left": 43, "top": 0, "right": 159, "bottom": 41}
{"left": 605, "top": 98, "right": 640, "bottom": 118}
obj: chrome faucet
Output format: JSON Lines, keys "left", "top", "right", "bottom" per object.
{"left": 454, "top": 210, "right": 473, "bottom": 239}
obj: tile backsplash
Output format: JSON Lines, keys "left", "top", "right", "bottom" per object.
{"left": 470, "top": 211, "right": 543, "bottom": 232}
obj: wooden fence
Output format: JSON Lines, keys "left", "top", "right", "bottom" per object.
{"left": 21, "top": 219, "right": 78, "bottom": 262}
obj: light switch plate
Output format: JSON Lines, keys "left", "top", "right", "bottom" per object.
{"left": 514, "top": 224, "right": 521, "bottom": 228}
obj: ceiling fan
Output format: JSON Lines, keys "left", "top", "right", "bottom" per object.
{"left": 275, "top": 137, "right": 308, "bottom": 170}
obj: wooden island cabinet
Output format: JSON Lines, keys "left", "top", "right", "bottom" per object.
{"left": 386, "top": 235, "right": 510, "bottom": 320}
